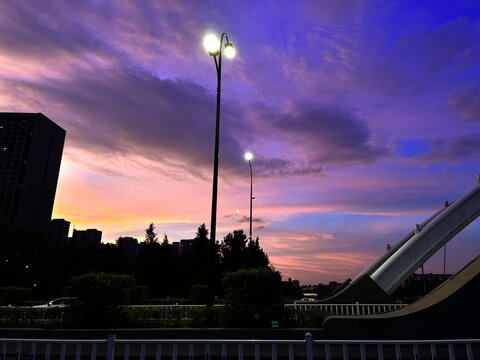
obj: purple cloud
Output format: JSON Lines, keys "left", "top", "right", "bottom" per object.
{"left": 449, "top": 82, "right": 480, "bottom": 122}
{"left": 411, "top": 136, "right": 480, "bottom": 164}
{"left": 271, "top": 106, "right": 389, "bottom": 167}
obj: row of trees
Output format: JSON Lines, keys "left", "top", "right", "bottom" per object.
{"left": 0, "top": 222, "right": 272, "bottom": 300}
{"left": 133, "top": 223, "right": 270, "bottom": 297}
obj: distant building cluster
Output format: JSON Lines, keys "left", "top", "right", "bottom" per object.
{"left": 49, "top": 218, "right": 70, "bottom": 246}
{"left": 403, "top": 272, "right": 452, "bottom": 285}
{"left": 283, "top": 277, "right": 346, "bottom": 300}
{"left": 286, "top": 278, "right": 342, "bottom": 293}
{"left": 47, "top": 215, "right": 197, "bottom": 261}
{"left": 300, "top": 281, "right": 342, "bottom": 298}
{"left": 113, "top": 237, "right": 195, "bottom": 266}
{"left": 48, "top": 218, "right": 103, "bottom": 247}
{"left": 0, "top": 112, "right": 192, "bottom": 253}
{"left": 179, "top": 239, "right": 193, "bottom": 255}
{"left": 285, "top": 277, "right": 300, "bottom": 288}
{"left": 72, "top": 228, "right": 102, "bottom": 247}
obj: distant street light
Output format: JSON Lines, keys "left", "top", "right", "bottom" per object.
{"left": 244, "top": 152, "right": 254, "bottom": 243}
{"left": 204, "top": 32, "right": 235, "bottom": 308}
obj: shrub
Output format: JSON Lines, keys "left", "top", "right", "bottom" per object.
{"left": 65, "top": 272, "right": 136, "bottom": 327}
{"left": 292, "top": 308, "right": 330, "bottom": 328}
{"left": 0, "top": 307, "right": 64, "bottom": 328}
{"left": 190, "top": 284, "right": 207, "bottom": 303}
{"left": 113, "top": 306, "right": 225, "bottom": 328}
{"left": 133, "top": 285, "right": 150, "bottom": 303}
{"left": 223, "top": 268, "right": 285, "bottom": 327}
{"left": 0, "top": 305, "right": 329, "bottom": 329}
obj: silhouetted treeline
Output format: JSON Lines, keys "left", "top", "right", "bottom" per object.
{"left": 0, "top": 223, "right": 271, "bottom": 300}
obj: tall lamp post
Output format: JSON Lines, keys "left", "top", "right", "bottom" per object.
{"left": 203, "top": 33, "right": 235, "bottom": 308}
{"left": 244, "top": 152, "right": 254, "bottom": 243}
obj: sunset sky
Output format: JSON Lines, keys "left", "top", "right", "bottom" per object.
{"left": 1, "top": 1, "right": 479, "bottom": 285}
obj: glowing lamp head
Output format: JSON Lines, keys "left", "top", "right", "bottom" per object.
{"left": 244, "top": 152, "right": 253, "bottom": 161}
{"left": 224, "top": 42, "right": 236, "bottom": 58}
{"left": 203, "top": 34, "right": 220, "bottom": 55}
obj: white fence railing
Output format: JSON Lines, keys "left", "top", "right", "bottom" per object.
{"left": 1, "top": 333, "right": 478, "bottom": 360}
{"left": 285, "top": 302, "right": 407, "bottom": 315}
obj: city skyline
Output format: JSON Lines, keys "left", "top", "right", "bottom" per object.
{"left": 1, "top": 1, "right": 479, "bottom": 284}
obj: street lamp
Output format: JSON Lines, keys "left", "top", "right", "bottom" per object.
{"left": 204, "top": 32, "right": 235, "bottom": 308}
{"left": 244, "top": 152, "right": 254, "bottom": 243}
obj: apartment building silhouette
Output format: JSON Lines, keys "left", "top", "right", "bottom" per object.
{"left": 0, "top": 113, "right": 65, "bottom": 233}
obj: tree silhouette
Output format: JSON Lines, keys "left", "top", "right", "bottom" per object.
{"left": 162, "top": 233, "right": 169, "bottom": 245}
{"left": 247, "top": 237, "right": 270, "bottom": 269}
{"left": 190, "top": 224, "right": 211, "bottom": 285}
{"left": 135, "top": 241, "right": 163, "bottom": 296}
{"left": 220, "top": 230, "right": 271, "bottom": 276}
{"left": 135, "top": 223, "right": 178, "bottom": 297}
{"left": 144, "top": 223, "right": 158, "bottom": 244}
{"left": 0, "top": 222, "right": 274, "bottom": 301}
{"left": 220, "top": 230, "right": 248, "bottom": 273}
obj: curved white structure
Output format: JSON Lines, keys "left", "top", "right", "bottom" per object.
{"left": 354, "top": 206, "right": 447, "bottom": 281}
{"left": 371, "top": 180, "right": 480, "bottom": 294}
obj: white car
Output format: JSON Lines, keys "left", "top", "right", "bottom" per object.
{"left": 33, "top": 297, "right": 77, "bottom": 308}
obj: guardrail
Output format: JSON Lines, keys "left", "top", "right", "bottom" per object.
{"left": 2, "top": 303, "right": 406, "bottom": 316}
{"left": 1, "top": 333, "right": 478, "bottom": 360}
{"left": 128, "top": 303, "right": 407, "bottom": 316}
{"left": 285, "top": 302, "right": 407, "bottom": 315}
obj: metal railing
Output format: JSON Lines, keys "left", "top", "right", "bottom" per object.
{"left": 3, "top": 303, "right": 406, "bottom": 316}
{"left": 285, "top": 302, "right": 407, "bottom": 315}
{"left": 128, "top": 304, "right": 225, "bottom": 309}
{"left": 1, "top": 333, "right": 478, "bottom": 360}
{"left": 128, "top": 303, "right": 407, "bottom": 316}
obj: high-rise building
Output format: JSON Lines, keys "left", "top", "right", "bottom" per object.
{"left": 49, "top": 218, "right": 70, "bottom": 246}
{"left": 117, "top": 236, "right": 139, "bottom": 257}
{"left": 0, "top": 113, "right": 65, "bottom": 233}
{"left": 117, "top": 236, "right": 139, "bottom": 267}
{"left": 72, "top": 229, "right": 102, "bottom": 247}
{"left": 172, "top": 242, "right": 180, "bottom": 257}
{"left": 180, "top": 239, "right": 194, "bottom": 255}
